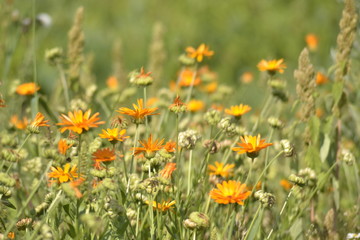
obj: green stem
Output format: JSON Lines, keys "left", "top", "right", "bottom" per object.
{"left": 143, "top": 87, "right": 149, "bottom": 134}
{"left": 6, "top": 133, "right": 31, "bottom": 174}
{"left": 243, "top": 205, "right": 263, "bottom": 240}
{"left": 187, "top": 150, "right": 193, "bottom": 196}
{"left": 78, "top": 134, "right": 82, "bottom": 176}
{"left": 263, "top": 128, "right": 274, "bottom": 189}
{"left": 130, "top": 124, "right": 139, "bottom": 173}
{"left": 185, "top": 64, "right": 198, "bottom": 103}
{"left": 56, "top": 63, "right": 70, "bottom": 111}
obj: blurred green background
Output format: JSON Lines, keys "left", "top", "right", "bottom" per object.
{"left": 1, "top": 0, "right": 344, "bottom": 96}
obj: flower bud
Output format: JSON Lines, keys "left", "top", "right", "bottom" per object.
{"left": 0, "top": 173, "right": 16, "bottom": 187}
{"left": 340, "top": 149, "right": 355, "bottom": 165}
{"left": 254, "top": 190, "right": 276, "bottom": 208}
{"left": 280, "top": 139, "right": 294, "bottom": 157}
{"left": 45, "top": 47, "right": 63, "bottom": 66}
{"left": 178, "top": 130, "right": 201, "bottom": 150}
{"left": 203, "top": 140, "right": 221, "bottom": 154}
{"left": 267, "top": 117, "right": 284, "bottom": 129}
{"left": 204, "top": 109, "right": 221, "bottom": 126}
{"left": 178, "top": 54, "right": 196, "bottom": 66}
{"left": 288, "top": 174, "right": 306, "bottom": 187}
{"left": 183, "top": 212, "right": 210, "bottom": 230}
{"left": 16, "top": 218, "right": 33, "bottom": 231}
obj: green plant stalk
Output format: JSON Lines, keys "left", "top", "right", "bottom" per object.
{"left": 6, "top": 133, "right": 32, "bottom": 174}
{"left": 243, "top": 204, "right": 263, "bottom": 240}
{"left": 56, "top": 63, "right": 70, "bottom": 111}
{"left": 78, "top": 134, "right": 82, "bottom": 176}
{"left": 187, "top": 150, "right": 193, "bottom": 196}
{"left": 143, "top": 87, "right": 149, "bottom": 134}
{"left": 262, "top": 128, "right": 274, "bottom": 189}
{"left": 175, "top": 114, "right": 179, "bottom": 162}
{"left": 130, "top": 124, "right": 139, "bottom": 173}
{"left": 185, "top": 63, "right": 198, "bottom": 103}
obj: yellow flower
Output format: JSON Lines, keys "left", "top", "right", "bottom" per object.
{"left": 117, "top": 99, "right": 159, "bottom": 124}
{"left": 305, "top": 33, "right": 318, "bottom": 51}
{"left": 99, "top": 128, "right": 129, "bottom": 143}
{"left": 315, "top": 72, "right": 328, "bottom": 85}
{"left": 202, "top": 81, "right": 218, "bottom": 94}
{"left": 257, "top": 59, "right": 286, "bottom": 74}
{"left": 178, "top": 68, "right": 201, "bottom": 87}
{"left": 146, "top": 200, "right": 176, "bottom": 212}
{"left": 225, "top": 104, "right": 251, "bottom": 118}
{"left": 58, "top": 139, "right": 73, "bottom": 155}
{"left": 29, "top": 112, "right": 50, "bottom": 127}
{"left": 159, "top": 163, "right": 177, "bottom": 179}
{"left": 16, "top": 82, "right": 40, "bottom": 95}
{"left": 57, "top": 109, "right": 105, "bottom": 134}
{"left": 187, "top": 99, "right": 204, "bottom": 112}
{"left": 208, "top": 161, "right": 235, "bottom": 178}
{"left": 186, "top": 43, "right": 214, "bottom": 62}
{"left": 48, "top": 163, "right": 79, "bottom": 184}
{"left": 132, "top": 134, "right": 164, "bottom": 158}
{"left": 146, "top": 97, "right": 159, "bottom": 107}
{"left": 92, "top": 148, "right": 116, "bottom": 169}
{"left": 232, "top": 134, "right": 273, "bottom": 158}
{"left": 209, "top": 180, "right": 251, "bottom": 205}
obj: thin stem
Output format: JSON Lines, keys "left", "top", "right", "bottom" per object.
{"left": 187, "top": 150, "right": 193, "bottom": 196}
{"left": 243, "top": 205, "right": 263, "bottom": 240}
{"left": 143, "top": 87, "right": 149, "bottom": 134}
{"left": 185, "top": 63, "right": 198, "bottom": 103}
{"left": 78, "top": 134, "right": 82, "bottom": 176}
{"left": 56, "top": 63, "right": 70, "bottom": 111}
{"left": 6, "top": 133, "right": 31, "bottom": 174}
{"left": 130, "top": 124, "right": 139, "bottom": 173}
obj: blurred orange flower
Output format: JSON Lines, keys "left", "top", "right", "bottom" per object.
{"left": 305, "top": 34, "right": 318, "bottom": 51}
{"left": 16, "top": 82, "right": 40, "bottom": 95}
{"left": 178, "top": 69, "right": 201, "bottom": 87}
{"left": 10, "top": 115, "right": 28, "bottom": 130}
{"left": 315, "top": 72, "right": 328, "bottom": 85}
{"left": 257, "top": 59, "right": 286, "bottom": 74}
{"left": 208, "top": 161, "right": 235, "bottom": 178}
{"left": 163, "top": 140, "right": 176, "bottom": 153}
{"left": 58, "top": 139, "right": 73, "bottom": 155}
{"left": 57, "top": 109, "right": 105, "bottom": 134}
{"left": 187, "top": 99, "right": 204, "bottom": 112}
{"left": 241, "top": 72, "right": 254, "bottom": 84}
{"left": 202, "top": 81, "right": 218, "bottom": 94}
{"left": 280, "top": 179, "right": 293, "bottom": 190}
{"left": 48, "top": 163, "right": 79, "bottom": 184}
{"left": 186, "top": 43, "right": 214, "bottom": 62}
{"left": 147, "top": 97, "right": 159, "bottom": 107}
{"left": 132, "top": 134, "right": 164, "bottom": 158}
{"left": 159, "top": 163, "right": 177, "bottom": 179}
{"left": 29, "top": 112, "right": 50, "bottom": 128}
{"left": 106, "top": 76, "right": 118, "bottom": 89}
{"left": 225, "top": 104, "right": 251, "bottom": 118}
{"left": 92, "top": 148, "right": 116, "bottom": 169}
{"left": 209, "top": 180, "right": 251, "bottom": 205}
{"left": 146, "top": 200, "right": 176, "bottom": 212}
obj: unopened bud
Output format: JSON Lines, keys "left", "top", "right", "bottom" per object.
{"left": 280, "top": 139, "right": 294, "bottom": 157}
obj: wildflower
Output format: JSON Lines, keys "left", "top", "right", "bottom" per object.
{"left": 132, "top": 134, "right": 164, "bottom": 158}
{"left": 340, "top": 149, "right": 355, "bottom": 165}
{"left": 183, "top": 212, "right": 210, "bottom": 230}
{"left": 254, "top": 190, "right": 276, "bottom": 208}
{"left": 16, "top": 218, "right": 33, "bottom": 231}
{"left": 208, "top": 161, "right": 234, "bottom": 178}
{"left": 16, "top": 82, "right": 40, "bottom": 95}
{"left": 225, "top": 104, "right": 251, "bottom": 118}
{"left": 178, "top": 130, "right": 201, "bottom": 150}
{"left": 186, "top": 43, "right": 214, "bottom": 62}
{"left": 146, "top": 97, "right": 159, "bottom": 107}
{"left": 7, "top": 232, "right": 15, "bottom": 239}
{"left": 69, "top": 178, "right": 84, "bottom": 198}
{"left": 130, "top": 67, "right": 153, "bottom": 86}
{"left": 58, "top": 139, "right": 73, "bottom": 155}
{"left": 57, "top": 109, "right": 105, "bottom": 134}
{"left": 280, "top": 139, "right": 294, "bottom": 157}
{"left": 267, "top": 116, "right": 284, "bottom": 129}
{"left": 247, "top": 181, "right": 262, "bottom": 191}
{"left": 169, "top": 96, "right": 187, "bottom": 114}
{"left": 93, "top": 148, "right": 116, "bottom": 168}
{"left": 305, "top": 33, "right": 318, "bottom": 51}
{"left": 163, "top": 141, "right": 176, "bottom": 153}
{"left": 27, "top": 112, "right": 50, "bottom": 133}
{"left": 211, "top": 104, "right": 223, "bottom": 112}
{"left": 106, "top": 76, "right": 118, "bottom": 89}
{"left": 178, "top": 68, "right": 201, "bottom": 87}
{"left": 99, "top": 128, "right": 129, "bottom": 143}
{"left": 146, "top": 200, "right": 176, "bottom": 212}
{"left": 45, "top": 47, "right": 63, "bottom": 65}
{"left": 209, "top": 180, "right": 251, "bottom": 205}
{"left": 288, "top": 174, "right": 306, "bottom": 187}
{"left": 203, "top": 81, "right": 218, "bottom": 93}
{"left": 257, "top": 59, "right": 286, "bottom": 74}
{"left": 240, "top": 72, "right": 254, "bottom": 84}
{"left": 187, "top": 99, "right": 204, "bottom": 112}
{"left": 10, "top": 115, "right": 28, "bottom": 130}
{"left": 232, "top": 134, "right": 273, "bottom": 158}
{"left": 280, "top": 179, "right": 293, "bottom": 190}
{"left": 48, "top": 163, "right": 80, "bottom": 184}
{"left": 204, "top": 109, "right": 221, "bottom": 126}
{"left": 316, "top": 72, "right": 329, "bottom": 85}
{"left": 159, "top": 163, "right": 176, "bottom": 179}
{"left": 117, "top": 98, "right": 159, "bottom": 124}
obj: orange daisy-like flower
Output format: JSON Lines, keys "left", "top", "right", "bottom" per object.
{"left": 146, "top": 200, "right": 176, "bottom": 212}
{"left": 232, "top": 134, "right": 273, "bottom": 158}
{"left": 58, "top": 139, "right": 73, "bottom": 155}
{"left": 169, "top": 96, "right": 186, "bottom": 109}
{"left": 187, "top": 99, "right": 204, "bottom": 112}
{"left": 137, "top": 67, "right": 152, "bottom": 78}
{"left": 147, "top": 97, "right": 159, "bottom": 107}
{"left": 57, "top": 109, "right": 105, "bottom": 134}
{"left": 305, "top": 33, "right": 318, "bottom": 51}
{"left": 99, "top": 128, "right": 129, "bottom": 143}
{"left": 225, "top": 104, "right": 251, "bottom": 118}
{"left": 117, "top": 99, "right": 159, "bottom": 124}
{"left": 132, "top": 134, "right": 164, "bottom": 158}
{"left": 163, "top": 140, "right": 176, "bottom": 153}
{"left": 178, "top": 69, "right": 201, "bottom": 87}
{"left": 68, "top": 178, "right": 84, "bottom": 198}
{"left": 93, "top": 148, "right": 116, "bottom": 169}
{"left": 280, "top": 179, "right": 293, "bottom": 191}
{"left": 208, "top": 161, "right": 235, "bottom": 178}
{"left": 10, "top": 115, "right": 28, "bottom": 130}
{"left": 48, "top": 163, "right": 79, "bottom": 184}
{"left": 257, "top": 59, "right": 286, "bottom": 75}
{"left": 0, "top": 96, "right": 5, "bottom": 108}
{"left": 106, "top": 76, "right": 119, "bottom": 89}
{"left": 186, "top": 43, "right": 214, "bottom": 62}
{"left": 315, "top": 72, "right": 328, "bottom": 85}
{"left": 29, "top": 112, "right": 50, "bottom": 128}
{"left": 159, "top": 163, "right": 177, "bottom": 179}
{"left": 16, "top": 82, "right": 40, "bottom": 95}
{"left": 202, "top": 81, "right": 218, "bottom": 94}
{"left": 209, "top": 180, "right": 251, "bottom": 205}
{"left": 240, "top": 72, "right": 254, "bottom": 84}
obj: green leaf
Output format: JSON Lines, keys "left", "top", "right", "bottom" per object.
{"left": 332, "top": 81, "right": 344, "bottom": 106}
{"left": 305, "top": 146, "right": 321, "bottom": 172}
{"left": 245, "top": 207, "right": 264, "bottom": 240}
{"left": 308, "top": 116, "right": 320, "bottom": 144}
{"left": 1, "top": 198, "right": 16, "bottom": 209}
{"left": 290, "top": 218, "right": 303, "bottom": 240}
{"left": 332, "top": 179, "right": 340, "bottom": 210}
{"left": 30, "top": 95, "right": 40, "bottom": 117}
{"left": 320, "top": 134, "right": 331, "bottom": 163}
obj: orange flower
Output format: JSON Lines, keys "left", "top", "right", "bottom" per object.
{"left": 232, "top": 134, "right": 273, "bottom": 158}
{"left": 209, "top": 180, "right": 251, "bottom": 205}
{"left": 187, "top": 99, "right": 204, "bottom": 112}
{"left": 280, "top": 179, "right": 293, "bottom": 190}
{"left": 247, "top": 181, "right": 262, "bottom": 191}
{"left": 240, "top": 72, "right": 254, "bottom": 84}
{"left": 58, "top": 139, "right": 73, "bottom": 155}
{"left": 0, "top": 96, "right": 5, "bottom": 108}
{"left": 257, "top": 59, "right": 286, "bottom": 74}
{"left": 186, "top": 43, "right": 214, "bottom": 62}
{"left": 106, "top": 76, "right": 118, "bottom": 89}
{"left": 147, "top": 97, "right": 159, "bottom": 107}
{"left": 208, "top": 161, "right": 235, "bottom": 178}
{"left": 315, "top": 72, "right": 328, "bottom": 85}
{"left": 202, "top": 81, "right": 218, "bottom": 93}
{"left": 16, "top": 82, "right": 40, "bottom": 95}
{"left": 137, "top": 67, "right": 152, "bottom": 78}
{"left": 169, "top": 96, "right": 186, "bottom": 109}
{"left": 93, "top": 148, "right": 116, "bottom": 169}
{"left": 117, "top": 99, "right": 159, "bottom": 124}
{"left": 29, "top": 112, "right": 50, "bottom": 128}
{"left": 10, "top": 115, "right": 28, "bottom": 130}
{"left": 57, "top": 109, "right": 105, "bottom": 134}
{"left": 69, "top": 178, "right": 84, "bottom": 198}
{"left": 211, "top": 104, "right": 224, "bottom": 112}
{"left": 7, "top": 232, "right": 15, "bottom": 239}
{"left": 225, "top": 104, "right": 251, "bottom": 118}
{"left": 305, "top": 34, "right": 318, "bottom": 51}
{"left": 48, "top": 163, "right": 79, "bottom": 184}
{"left": 159, "top": 163, "right": 177, "bottom": 179}
{"left": 178, "top": 69, "right": 201, "bottom": 87}
{"left": 146, "top": 200, "right": 176, "bottom": 212}
{"left": 132, "top": 134, "right": 164, "bottom": 158}
{"left": 163, "top": 140, "right": 176, "bottom": 153}
{"left": 99, "top": 128, "right": 129, "bottom": 143}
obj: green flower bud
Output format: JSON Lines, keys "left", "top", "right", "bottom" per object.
{"left": 183, "top": 212, "right": 210, "bottom": 230}
{"left": 340, "top": 149, "right": 355, "bottom": 165}
{"left": 204, "top": 109, "right": 221, "bottom": 126}
{"left": 0, "top": 186, "right": 12, "bottom": 197}
{"left": 267, "top": 117, "right": 284, "bottom": 129}
{"left": 0, "top": 173, "right": 16, "bottom": 187}
{"left": 45, "top": 47, "right": 63, "bottom": 66}
{"left": 178, "top": 54, "right": 196, "bottom": 66}
{"left": 16, "top": 218, "right": 33, "bottom": 231}
{"left": 288, "top": 174, "right": 306, "bottom": 187}
{"left": 280, "top": 139, "right": 294, "bottom": 157}
{"left": 178, "top": 130, "right": 201, "bottom": 150}
{"left": 254, "top": 190, "right": 276, "bottom": 208}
